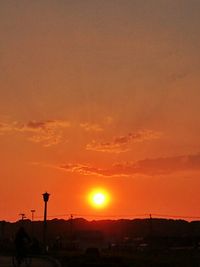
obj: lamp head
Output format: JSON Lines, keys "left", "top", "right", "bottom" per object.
{"left": 43, "top": 192, "right": 50, "bottom": 202}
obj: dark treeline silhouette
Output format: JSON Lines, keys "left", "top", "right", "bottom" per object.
{"left": 1, "top": 218, "right": 200, "bottom": 248}
{"left": 2, "top": 218, "right": 200, "bottom": 266}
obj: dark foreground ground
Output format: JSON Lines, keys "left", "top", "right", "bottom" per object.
{"left": 2, "top": 248, "right": 200, "bottom": 266}
{"left": 56, "top": 248, "right": 200, "bottom": 267}
{"left": 0, "top": 255, "right": 58, "bottom": 267}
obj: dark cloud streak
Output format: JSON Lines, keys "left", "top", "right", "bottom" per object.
{"left": 86, "top": 130, "right": 162, "bottom": 153}
{"left": 59, "top": 153, "right": 200, "bottom": 177}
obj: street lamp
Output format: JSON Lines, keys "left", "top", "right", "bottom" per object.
{"left": 42, "top": 192, "right": 50, "bottom": 252}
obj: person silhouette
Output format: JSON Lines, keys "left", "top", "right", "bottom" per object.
{"left": 14, "top": 226, "right": 31, "bottom": 263}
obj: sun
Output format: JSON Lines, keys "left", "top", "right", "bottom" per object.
{"left": 93, "top": 193, "right": 105, "bottom": 205}
{"left": 88, "top": 188, "right": 110, "bottom": 209}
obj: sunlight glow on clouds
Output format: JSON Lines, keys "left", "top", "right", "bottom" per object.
{"left": 0, "top": 120, "right": 71, "bottom": 147}
{"left": 80, "top": 122, "right": 103, "bottom": 132}
{"left": 59, "top": 153, "right": 200, "bottom": 177}
{"left": 86, "top": 130, "right": 162, "bottom": 153}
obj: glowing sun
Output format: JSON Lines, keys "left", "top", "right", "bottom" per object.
{"left": 88, "top": 189, "right": 110, "bottom": 209}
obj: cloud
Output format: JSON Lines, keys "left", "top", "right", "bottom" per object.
{"left": 86, "top": 130, "right": 162, "bottom": 153}
{"left": 0, "top": 122, "right": 13, "bottom": 134}
{"left": 59, "top": 163, "right": 116, "bottom": 177}
{"left": 80, "top": 122, "right": 103, "bottom": 132}
{"left": 0, "top": 119, "right": 70, "bottom": 146}
{"left": 28, "top": 133, "right": 63, "bottom": 147}
{"left": 21, "top": 120, "right": 70, "bottom": 131}
{"left": 86, "top": 141, "right": 130, "bottom": 153}
{"left": 59, "top": 153, "right": 200, "bottom": 177}
{"left": 80, "top": 116, "right": 114, "bottom": 132}
{"left": 168, "top": 71, "right": 189, "bottom": 83}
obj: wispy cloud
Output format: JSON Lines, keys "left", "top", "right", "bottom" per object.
{"left": 80, "top": 122, "right": 103, "bottom": 132}
{"left": 59, "top": 153, "right": 200, "bottom": 177}
{"left": 0, "top": 122, "right": 13, "bottom": 133}
{"left": 0, "top": 120, "right": 70, "bottom": 146}
{"left": 168, "top": 71, "right": 189, "bottom": 83}
{"left": 59, "top": 163, "right": 115, "bottom": 177}
{"left": 86, "top": 130, "right": 162, "bottom": 153}
{"left": 22, "top": 120, "right": 70, "bottom": 131}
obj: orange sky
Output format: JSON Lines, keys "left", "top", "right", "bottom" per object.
{"left": 0, "top": 1, "right": 200, "bottom": 221}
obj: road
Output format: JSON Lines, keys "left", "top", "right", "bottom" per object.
{"left": 0, "top": 256, "right": 58, "bottom": 267}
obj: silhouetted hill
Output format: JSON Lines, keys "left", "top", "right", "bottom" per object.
{"left": 1, "top": 218, "right": 200, "bottom": 242}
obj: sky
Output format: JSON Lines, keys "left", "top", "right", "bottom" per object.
{"left": 0, "top": 0, "right": 200, "bottom": 222}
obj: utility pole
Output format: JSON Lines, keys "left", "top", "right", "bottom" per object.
{"left": 149, "top": 214, "right": 153, "bottom": 236}
{"left": 70, "top": 214, "right": 74, "bottom": 247}
{"left": 31, "top": 210, "right": 36, "bottom": 236}
{"left": 42, "top": 192, "right": 50, "bottom": 253}
{"left": 19, "top": 213, "right": 26, "bottom": 221}
{"left": 70, "top": 214, "right": 73, "bottom": 234}
{"left": 149, "top": 214, "right": 153, "bottom": 250}
{"left": 31, "top": 210, "right": 36, "bottom": 222}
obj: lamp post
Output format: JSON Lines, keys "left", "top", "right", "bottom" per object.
{"left": 42, "top": 192, "right": 50, "bottom": 252}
